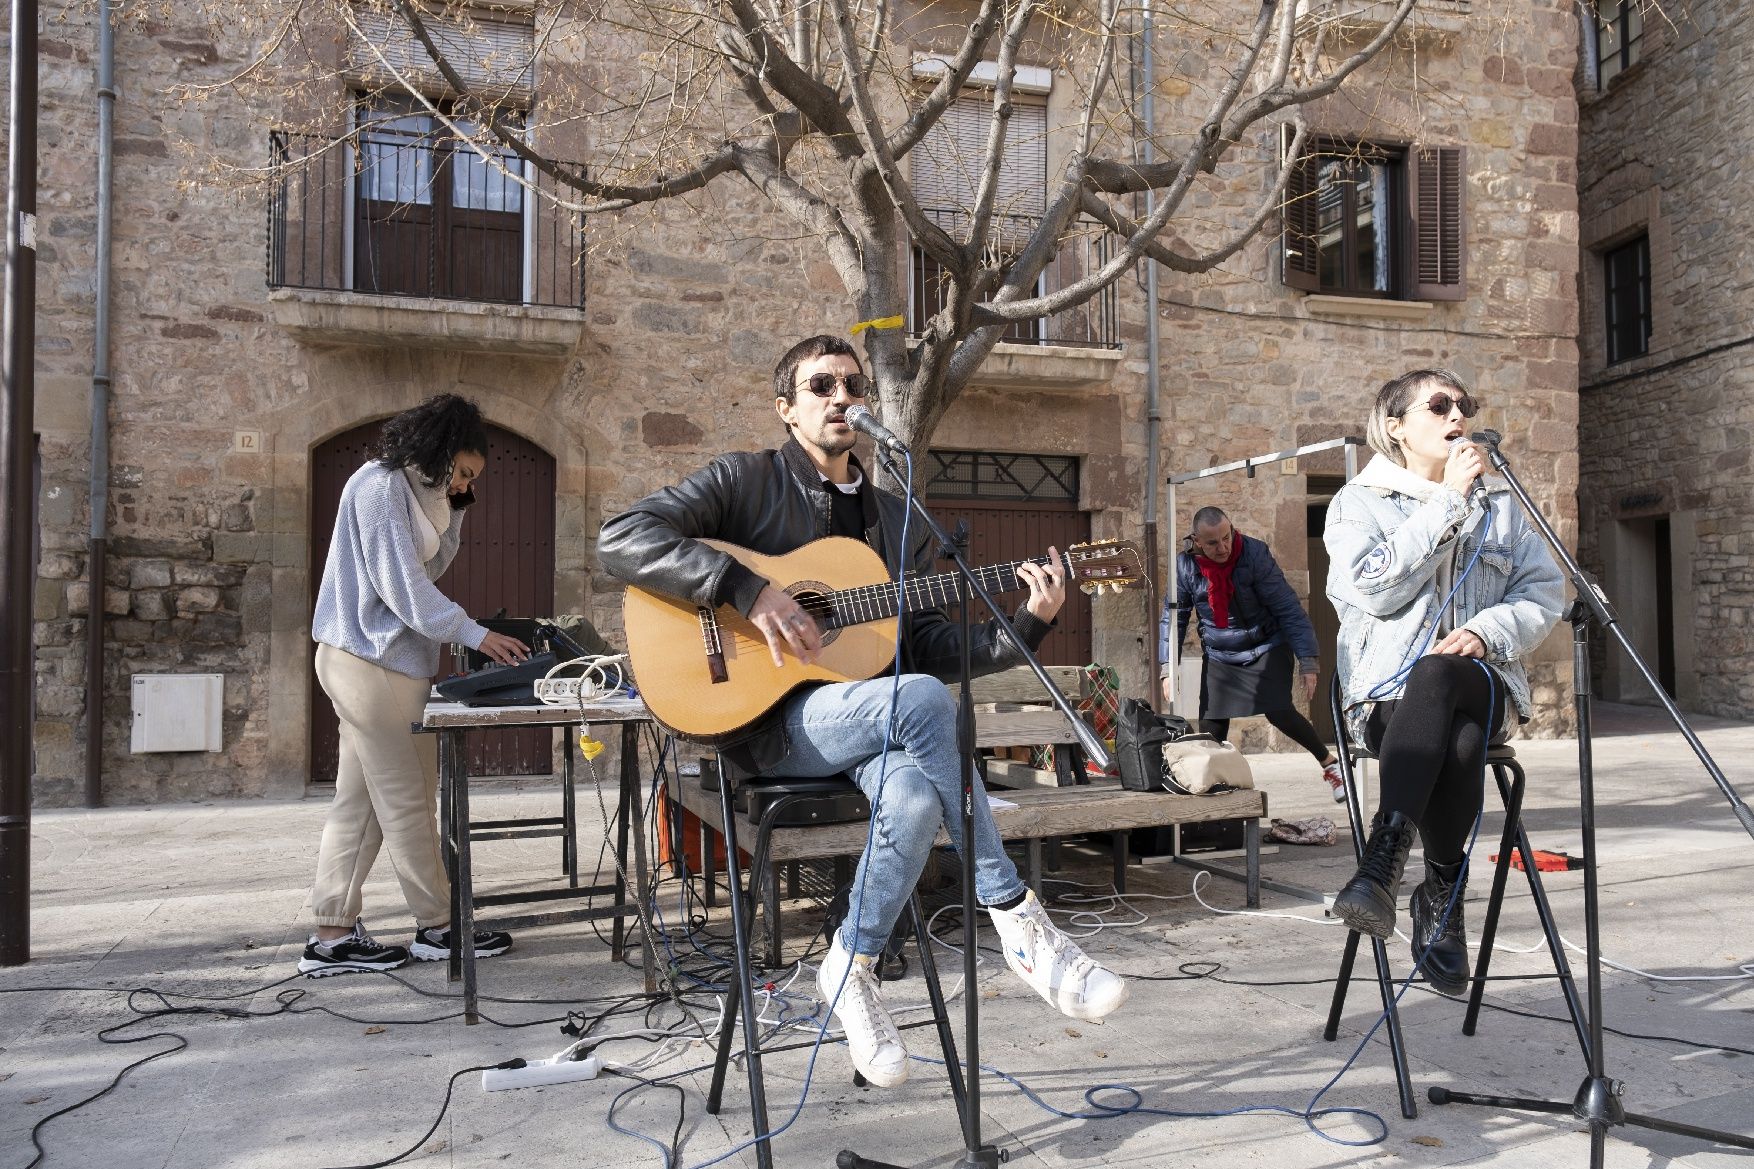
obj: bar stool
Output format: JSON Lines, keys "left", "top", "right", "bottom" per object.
{"left": 703, "top": 763, "right": 967, "bottom": 1169}
{"left": 1322, "top": 676, "right": 1590, "bottom": 1118}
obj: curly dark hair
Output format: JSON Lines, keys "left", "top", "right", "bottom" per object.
{"left": 371, "top": 394, "right": 489, "bottom": 486}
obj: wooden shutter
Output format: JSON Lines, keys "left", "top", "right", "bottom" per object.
{"left": 912, "top": 93, "right": 1046, "bottom": 249}
{"left": 1410, "top": 146, "right": 1466, "bottom": 301}
{"left": 348, "top": 7, "right": 535, "bottom": 103}
{"left": 1280, "top": 124, "right": 1320, "bottom": 292}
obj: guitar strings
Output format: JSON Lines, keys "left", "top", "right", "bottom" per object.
{"left": 750, "top": 546, "right": 1130, "bottom": 627}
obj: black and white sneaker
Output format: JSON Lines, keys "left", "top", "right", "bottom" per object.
{"left": 409, "top": 925, "right": 513, "bottom": 962}
{"left": 297, "top": 921, "right": 409, "bottom": 977}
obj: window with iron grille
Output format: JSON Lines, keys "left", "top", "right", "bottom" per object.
{"left": 352, "top": 94, "right": 528, "bottom": 303}
{"left": 924, "top": 451, "right": 1079, "bottom": 503}
{"left": 905, "top": 93, "right": 1119, "bottom": 349}
{"left": 1596, "top": 0, "right": 1644, "bottom": 88}
{"left": 1281, "top": 130, "right": 1466, "bottom": 302}
{"left": 1604, "top": 233, "right": 1651, "bottom": 365}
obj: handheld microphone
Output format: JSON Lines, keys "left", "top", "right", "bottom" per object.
{"left": 844, "top": 404, "right": 910, "bottom": 456}
{"left": 1449, "top": 435, "right": 1487, "bottom": 507}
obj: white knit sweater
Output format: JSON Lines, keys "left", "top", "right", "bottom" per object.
{"left": 312, "top": 461, "right": 488, "bottom": 678}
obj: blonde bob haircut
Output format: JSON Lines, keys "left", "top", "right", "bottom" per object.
{"left": 1365, "top": 368, "right": 1472, "bottom": 466}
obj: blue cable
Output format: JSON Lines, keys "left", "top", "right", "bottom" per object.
{"left": 674, "top": 447, "right": 919, "bottom": 1169}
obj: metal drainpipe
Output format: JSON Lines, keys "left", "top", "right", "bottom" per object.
{"left": 83, "top": 0, "right": 116, "bottom": 808}
{"left": 1141, "top": 0, "right": 1166, "bottom": 707}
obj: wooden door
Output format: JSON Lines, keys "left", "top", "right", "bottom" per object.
{"left": 309, "top": 422, "right": 557, "bottom": 782}
{"left": 924, "top": 499, "right": 1093, "bottom": 666}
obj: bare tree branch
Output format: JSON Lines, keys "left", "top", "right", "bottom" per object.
{"left": 824, "top": 0, "right": 963, "bottom": 267}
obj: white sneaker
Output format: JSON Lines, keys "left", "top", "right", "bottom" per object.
{"left": 817, "top": 933, "right": 910, "bottom": 1087}
{"left": 988, "top": 892, "right": 1128, "bottom": 1022}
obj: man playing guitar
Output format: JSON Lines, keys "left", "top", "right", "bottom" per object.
{"left": 597, "top": 335, "right": 1127, "bottom": 1089}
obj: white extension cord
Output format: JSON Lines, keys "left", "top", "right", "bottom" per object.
{"left": 533, "top": 676, "right": 587, "bottom": 703}
{"left": 482, "top": 1054, "right": 602, "bottom": 1092}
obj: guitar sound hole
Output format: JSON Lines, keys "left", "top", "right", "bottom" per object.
{"left": 786, "top": 584, "right": 839, "bottom": 646}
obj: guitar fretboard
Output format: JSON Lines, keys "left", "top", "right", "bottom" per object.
{"left": 806, "top": 551, "right": 1073, "bottom": 628}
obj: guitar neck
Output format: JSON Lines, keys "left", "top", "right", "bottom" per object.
{"left": 825, "top": 551, "right": 1069, "bottom": 629}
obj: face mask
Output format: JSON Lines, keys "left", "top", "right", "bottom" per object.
{"left": 450, "top": 487, "right": 476, "bottom": 511}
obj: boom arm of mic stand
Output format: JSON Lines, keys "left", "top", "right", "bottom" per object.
{"left": 878, "top": 449, "right": 1111, "bottom": 773}
{"left": 1482, "top": 442, "right": 1754, "bottom": 842}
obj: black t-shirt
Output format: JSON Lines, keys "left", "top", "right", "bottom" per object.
{"left": 828, "top": 480, "right": 865, "bottom": 541}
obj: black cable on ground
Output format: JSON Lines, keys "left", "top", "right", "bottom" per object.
{"left": 316, "top": 1061, "right": 509, "bottom": 1169}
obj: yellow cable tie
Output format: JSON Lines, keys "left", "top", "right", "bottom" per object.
{"left": 849, "top": 314, "right": 904, "bottom": 336}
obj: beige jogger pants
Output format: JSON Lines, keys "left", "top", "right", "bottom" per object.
{"left": 307, "top": 643, "right": 451, "bottom": 928}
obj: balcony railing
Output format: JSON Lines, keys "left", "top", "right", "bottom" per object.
{"left": 267, "top": 130, "right": 585, "bottom": 310}
{"left": 907, "top": 209, "right": 1119, "bottom": 350}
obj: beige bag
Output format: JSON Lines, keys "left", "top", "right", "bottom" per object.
{"left": 1159, "top": 734, "right": 1255, "bottom": 795}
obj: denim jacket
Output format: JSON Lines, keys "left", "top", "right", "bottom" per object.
{"left": 1324, "top": 455, "right": 1564, "bottom": 739}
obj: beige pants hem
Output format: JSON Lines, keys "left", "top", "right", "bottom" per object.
{"left": 306, "top": 643, "right": 451, "bottom": 929}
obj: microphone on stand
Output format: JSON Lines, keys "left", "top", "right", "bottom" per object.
{"left": 844, "top": 404, "right": 910, "bottom": 456}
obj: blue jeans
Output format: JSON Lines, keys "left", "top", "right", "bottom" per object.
{"left": 766, "top": 674, "right": 1026, "bottom": 956}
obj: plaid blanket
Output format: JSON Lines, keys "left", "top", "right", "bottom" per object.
{"left": 1031, "top": 663, "right": 1121, "bottom": 775}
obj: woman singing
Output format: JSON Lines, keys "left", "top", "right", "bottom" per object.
{"left": 301, "top": 394, "right": 529, "bottom": 976}
{"left": 1325, "top": 370, "right": 1562, "bottom": 994}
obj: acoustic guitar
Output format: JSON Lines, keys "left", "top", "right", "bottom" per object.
{"left": 621, "top": 536, "right": 1147, "bottom": 739}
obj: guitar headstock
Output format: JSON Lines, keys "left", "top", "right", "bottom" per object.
{"left": 1065, "top": 540, "right": 1150, "bottom": 595}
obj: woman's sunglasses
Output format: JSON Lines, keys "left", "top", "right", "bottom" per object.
{"left": 797, "top": 372, "right": 873, "bottom": 399}
{"left": 1417, "top": 391, "right": 1479, "bottom": 419}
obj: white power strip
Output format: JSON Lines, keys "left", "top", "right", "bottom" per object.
{"left": 533, "top": 677, "right": 585, "bottom": 703}
{"left": 482, "top": 1054, "right": 601, "bottom": 1092}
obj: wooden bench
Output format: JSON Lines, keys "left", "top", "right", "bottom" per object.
{"left": 667, "top": 749, "right": 1267, "bottom": 966}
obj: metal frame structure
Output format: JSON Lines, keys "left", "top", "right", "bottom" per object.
{"left": 1163, "top": 436, "right": 1364, "bottom": 709}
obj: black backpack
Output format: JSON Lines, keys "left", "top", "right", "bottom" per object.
{"left": 1115, "top": 698, "right": 1194, "bottom": 792}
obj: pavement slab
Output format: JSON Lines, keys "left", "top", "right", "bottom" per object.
{"left": 2, "top": 704, "right": 1751, "bottom": 1169}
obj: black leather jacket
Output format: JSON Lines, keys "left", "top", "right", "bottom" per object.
{"left": 597, "top": 438, "right": 1052, "bottom": 774}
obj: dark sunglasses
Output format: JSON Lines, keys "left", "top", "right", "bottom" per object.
{"left": 1416, "top": 391, "right": 1479, "bottom": 419}
{"left": 797, "top": 372, "right": 873, "bottom": 399}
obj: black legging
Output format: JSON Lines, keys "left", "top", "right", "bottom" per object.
{"left": 1362, "top": 654, "right": 1506, "bottom": 866}
{"left": 1200, "top": 708, "right": 1331, "bottom": 764}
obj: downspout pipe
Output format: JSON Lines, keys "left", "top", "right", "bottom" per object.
{"left": 84, "top": 0, "right": 116, "bottom": 808}
{"left": 1141, "top": 2, "right": 1166, "bottom": 707}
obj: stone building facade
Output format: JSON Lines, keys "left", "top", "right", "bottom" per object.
{"left": 17, "top": 0, "right": 1581, "bottom": 805}
{"left": 1576, "top": 0, "right": 1754, "bottom": 716}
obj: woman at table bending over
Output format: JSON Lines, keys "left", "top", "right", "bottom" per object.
{"left": 1324, "top": 370, "right": 1562, "bottom": 995}
{"left": 302, "top": 394, "right": 529, "bottom": 977}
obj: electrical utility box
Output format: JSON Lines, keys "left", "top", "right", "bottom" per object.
{"left": 130, "top": 674, "right": 224, "bottom": 753}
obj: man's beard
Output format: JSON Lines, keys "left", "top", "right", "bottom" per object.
{"left": 809, "top": 425, "right": 858, "bottom": 456}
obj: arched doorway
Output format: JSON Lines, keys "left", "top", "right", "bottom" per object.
{"left": 308, "top": 421, "right": 558, "bottom": 782}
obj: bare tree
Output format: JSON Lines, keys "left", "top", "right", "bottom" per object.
{"left": 189, "top": 0, "right": 1425, "bottom": 461}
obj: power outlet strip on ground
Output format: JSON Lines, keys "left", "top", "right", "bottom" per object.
{"left": 482, "top": 1054, "right": 601, "bottom": 1092}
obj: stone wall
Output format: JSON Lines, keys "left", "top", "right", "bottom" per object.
{"left": 23, "top": 0, "right": 1581, "bottom": 804}
{"left": 1576, "top": 0, "right": 1754, "bottom": 717}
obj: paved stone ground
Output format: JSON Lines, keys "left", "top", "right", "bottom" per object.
{"left": 3, "top": 702, "right": 1752, "bottom": 1169}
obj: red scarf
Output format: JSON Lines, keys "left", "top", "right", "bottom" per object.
{"left": 1195, "top": 532, "right": 1244, "bottom": 629}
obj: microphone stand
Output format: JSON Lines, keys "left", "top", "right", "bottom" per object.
{"left": 837, "top": 444, "right": 1110, "bottom": 1169}
{"left": 1426, "top": 430, "right": 1754, "bottom": 1167}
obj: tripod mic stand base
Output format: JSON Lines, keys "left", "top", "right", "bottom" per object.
{"left": 1430, "top": 1081, "right": 1754, "bottom": 1150}
{"left": 837, "top": 1146, "right": 1009, "bottom": 1169}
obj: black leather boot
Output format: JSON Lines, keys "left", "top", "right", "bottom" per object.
{"left": 1331, "top": 811, "right": 1416, "bottom": 939}
{"left": 1410, "top": 859, "right": 1470, "bottom": 996}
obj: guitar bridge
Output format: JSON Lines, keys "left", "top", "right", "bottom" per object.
{"left": 698, "top": 607, "right": 729, "bottom": 684}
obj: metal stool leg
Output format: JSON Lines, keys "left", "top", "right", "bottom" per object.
{"left": 1466, "top": 761, "right": 1525, "bottom": 1034}
{"left": 907, "top": 891, "right": 970, "bottom": 1126}
{"left": 705, "top": 775, "right": 774, "bottom": 1169}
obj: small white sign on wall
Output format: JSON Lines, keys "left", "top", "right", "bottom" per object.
{"left": 131, "top": 674, "right": 224, "bottom": 753}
